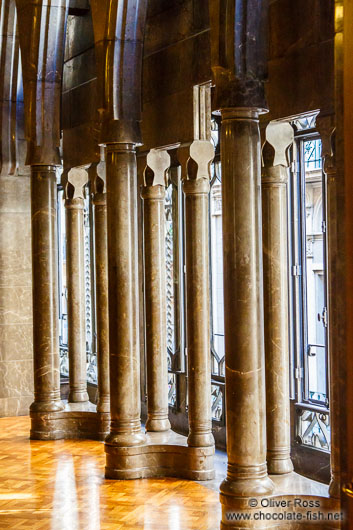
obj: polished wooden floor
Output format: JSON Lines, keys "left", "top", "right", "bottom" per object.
{"left": 0, "top": 416, "right": 221, "bottom": 529}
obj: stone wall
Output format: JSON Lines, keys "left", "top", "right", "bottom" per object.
{"left": 0, "top": 168, "right": 33, "bottom": 416}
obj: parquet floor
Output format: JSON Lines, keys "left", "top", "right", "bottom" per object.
{"left": 0, "top": 416, "right": 221, "bottom": 530}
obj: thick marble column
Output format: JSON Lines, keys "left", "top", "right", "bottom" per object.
{"left": 210, "top": 0, "right": 274, "bottom": 506}
{"left": 30, "top": 165, "right": 63, "bottom": 413}
{"left": 91, "top": 161, "right": 110, "bottom": 413}
{"left": 104, "top": 143, "right": 146, "bottom": 448}
{"left": 262, "top": 122, "right": 294, "bottom": 475}
{"left": 220, "top": 109, "right": 274, "bottom": 497}
{"left": 90, "top": 0, "right": 147, "bottom": 456}
{"left": 179, "top": 140, "right": 215, "bottom": 448}
{"left": 141, "top": 149, "right": 171, "bottom": 432}
{"left": 62, "top": 167, "right": 89, "bottom": 404}
{"left": 317, "top": 116, "right": 339, "bottom": 498}
{"left": 15, "top": 0, "right": 69, "bottom": 421}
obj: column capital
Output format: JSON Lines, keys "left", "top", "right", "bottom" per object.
{"left": 90, "top": 0, "right": 148, "bottom": 145}
{"left": 262, "top": 121, "right": 294, "bottom": 184}
{"left": 142, "top": 148, "right": 170, "bottom": 188}
{"left": 89, "top": 161, "right": 106, "bottom": 205}
{"left": 177, "top": 140, "right": 214, "bottom": 193}
{"left": 209, "top": 0, "right": 269, "bottom": 110}
{"left": 62, "top": 165, "right": 89, "bottom": 205}
{"left": 316, "top": 114, "right": 336, "bottom": 176}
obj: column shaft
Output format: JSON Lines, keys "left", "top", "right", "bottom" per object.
{"left": 93, "top": 193, "right": 110, "bottom": 413}
{"left": 30, "top": 165, "right": 63, "bottom": 413}
{"left": 183, "top": 178, "right": 214, "bottom": 447}
{"left": 262, "top": 166, "right": 293, "bottom": 474}
{"left": 141, "top": 185, "right": 170, "bottom": 432}
{"left": 65, "top": 198, "right": 89, "bottom": 403}
{"left": 105, "top": 143, "right": 145, "bottom": 448}
{"left": 220, "top": 109, "right": 274, "bottom": 496}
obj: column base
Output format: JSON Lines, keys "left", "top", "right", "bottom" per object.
{"left": 146, "top": 415, "right": 171, "bottom": 432}
{"left": 329, "top": 475, "right": 341, "bottom": 498}
{"left": 96, "top": 398, "right": 110, "bottom": 414}
{"left": 221, "top": 473, "right": 275, "bottom": 498}
{"left": 267, "top": 452, "right": 293, "bottom": 475}
{"left": 30, "top": 400, "right": 65, "bottom": 413}
{"left": 188, "top": 432, "right": 215, "bottom": 448}
{"left": 105, "top": 429, "right": 215, "bottom": 480}
{"left": 220, "top": 492, "right": 340, "bottom": 529}
{"left": 105, "top": 431, "right": 147, "bottom": 447}
{"left": 68, "top": 390, "right": 89, "bottom": 403}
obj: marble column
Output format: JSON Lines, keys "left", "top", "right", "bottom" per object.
{"left": 141, "top": 149, "right": 171, "bottom": 432}
{"left": 62, "top": 167, "right": 89, "bottom": 403}
{"left": 15, "top": 0, "right": 68, "bottom": 420}
{"left": 262, "top": 122, "right": 294, "bottom": 475}
{"left": 317, "top": 116, "right": 339, "bottom": 498}
{"left": 220, "top": 108, "right": 274, "bottom": 496}
{"left": 91, "top": 161, "right": 110, "bottom": 413}
{"left": 104, "top": 143, "right": 146, "bottom": 448}
{"left": 30, "top": 165, "right": 64, "bottom": 413}
{"left": 179, "top": 140, "right": 215, "bottom": 448}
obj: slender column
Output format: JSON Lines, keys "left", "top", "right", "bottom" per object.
{"left": 220, "top": 108, "right": 274, "bottom": 497}
{"left": 105, "top": 143, "right": 146, "bottom": 448}
{"left": 262, "top": 122, "right": 294, "bottom": 475}
{"left": 91, "top": 161, "right": 110, "bottom": 413}
{"left": 317, "top": 116, "right": 339, "bottom": 498}
{"left": 30, "top": 165, "right": 63, "bottom": 413}
{"left": 179, "top": 140, "right": 215, "bottom": 448}
{"left": 141, "top": 150, "right": 171, "bottom": 432}
{"left": 62, "top": 167, "right": 89, "bottom": 403}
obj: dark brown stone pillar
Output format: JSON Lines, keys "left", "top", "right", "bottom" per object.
{"left": 220, "top": 108, "right": 274, "bottom": 497}
{"left": 63, "top": 167, "right": 89, "bottom": 403}
{"left": 179, "top": 140, "right": 215, "bottom": 448}
{"left": 92, "top": 161, "right": 110, "bottom": 413}
{"left": 262, "top": 122, "right": 294, "bottom": 475}
{"left": 30, "top": 165, "right": 64, "bottom": 414}
{"left": 105, "top": 143, "right": 146, "bottom": 450}
{"left": 141, "top": 150, "right": 171, "bottom": 432}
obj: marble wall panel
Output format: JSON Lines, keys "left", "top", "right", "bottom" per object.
{"left": 0, "top": 173, "right": 33, "bottom": 417}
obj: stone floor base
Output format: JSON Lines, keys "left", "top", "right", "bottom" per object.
{"left": 105, "top": 429, "right": 215, "bottom": 481}
{"left": 30, "top": 401, "right": 110, "bottom": 441}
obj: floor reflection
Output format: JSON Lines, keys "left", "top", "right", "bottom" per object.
{"left": 0, "top": 416, "right": 221, "bottom": 529}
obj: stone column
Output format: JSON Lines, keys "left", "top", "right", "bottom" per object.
{"left": 317, "top": 116, "right": 339, "bottom": 498}
{"left": 262, "top": 122, "right": 294, "bottom": 475}
{"left": 141, "top": 149, "right": 171, "bottom": 432}
{"left": 179, "top": 140, "right": 215, "bottom": 448}
{"left": 220, "top": 109, "right": 274, "bottom": 497}
{"left": 15, "top": 0, "right": 68, "bottom": 420}
{"left": 62, "top": 167, "right": 89, "bottom": 403}
{"left": 30, "top": 165, "right": 64, "bottom": 413}
{"left": 91, "top": 160, "right": 110, "bottom": 413}
{"left": 104, "top": 143, "right": 146, "bottom": 448}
